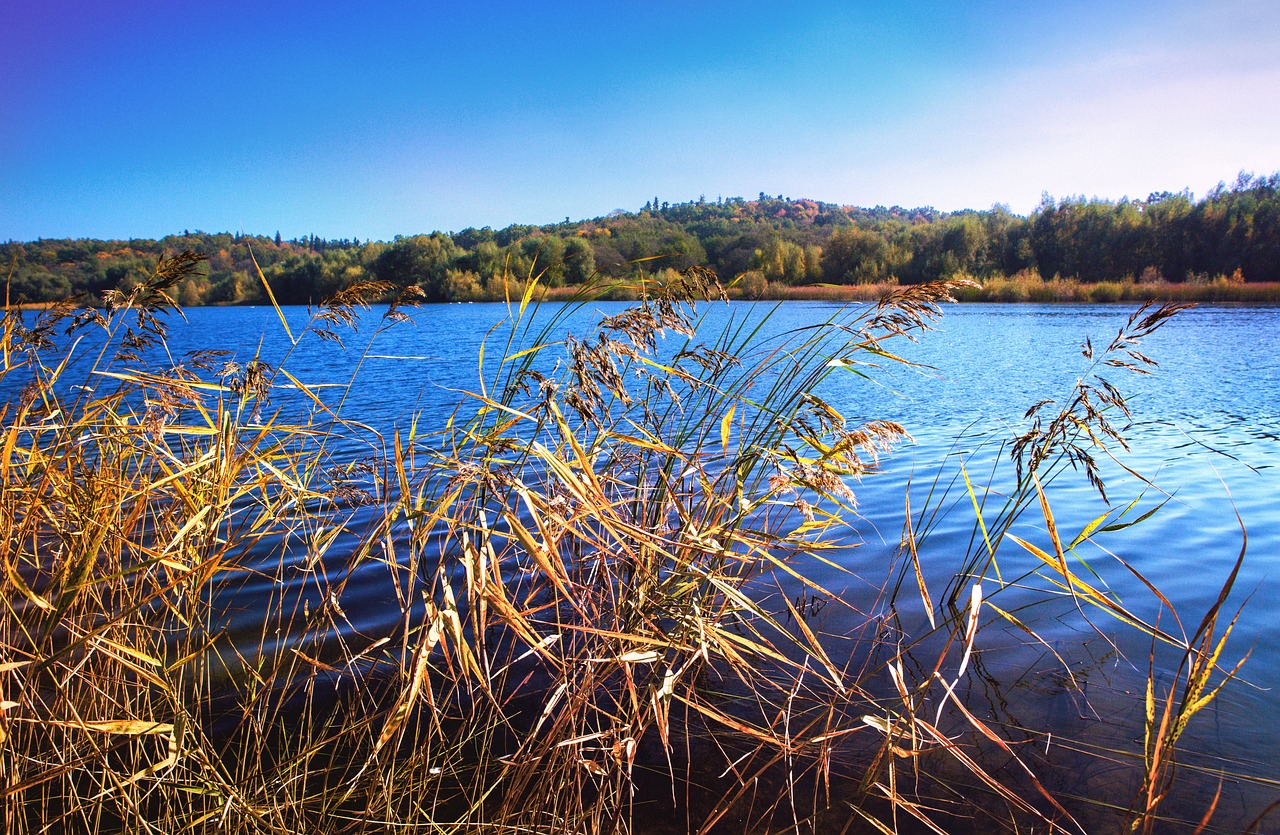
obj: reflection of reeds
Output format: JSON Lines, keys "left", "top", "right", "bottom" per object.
{"left": 0, "top": 255, "right": 1251, "bottom": 832}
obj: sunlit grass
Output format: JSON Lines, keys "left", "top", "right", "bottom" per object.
{"left": 0, "top": 254, "right": 1255, "bottom": 832}
{"left": 698, "top": 271, "right": 1280, "bottom": 305}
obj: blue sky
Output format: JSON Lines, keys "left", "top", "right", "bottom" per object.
{"left": 3, "top": 0, "right": 1278, "bottom": 241}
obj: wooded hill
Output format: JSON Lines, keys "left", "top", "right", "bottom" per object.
{"left": 4, "top": 173, "right": 1278, "bottom": 304}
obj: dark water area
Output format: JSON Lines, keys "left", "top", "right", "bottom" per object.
{"left": 13, "top": 300, "right": 1280, "bottom": 830}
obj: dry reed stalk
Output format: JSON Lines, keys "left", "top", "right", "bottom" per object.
{"left": 0, "top": 255, "right": 1251, "bottom": 833}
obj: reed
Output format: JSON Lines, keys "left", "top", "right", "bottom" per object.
{"left": 0, "top": 254, "right": 1253, "bottom": 832}
{"left": 940, "top": 271, "right": 1280, "bottom": 304}
{"left": 733, "top": 271, "right": 1280, "bottom": 305}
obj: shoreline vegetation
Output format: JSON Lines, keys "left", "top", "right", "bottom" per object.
{"left": 0, "top": 256, "right": 1256, "bottom": 832}
{"left": 557, "top": 271, "right": 1280, "bottom": 305}
{"left": 15, "top": 274, "right": 1280, "bottom": 309}
{"left": 5, "top": 172, "right": 1280, "bottom": 308}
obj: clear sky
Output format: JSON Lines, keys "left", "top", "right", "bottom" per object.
{"left": 3, "top": 0, "right": 1278, "bottom": 241}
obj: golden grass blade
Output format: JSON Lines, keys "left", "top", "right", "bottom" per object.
{"left": 372, "top": 626, "right": 437, "bottom": 759}
{"left": 91, "top": 636, "right": 165, "bottom": 669}
{"left": 782, "top": 595, "right": 846, "bottom": 693}
{"left": 605, "top": 430, "right": 682, "bottom": 456}
{"left": 1008, "top": 533, "right": 1182, "bottom": 646}
{"left": 719, "top": 402, "right": 736, "bottom": 453}
{"left": 518, "top": 268, "right": 541, "bottom": 319}
{"left": 276, "top": 366, "right": 337, "bottom": 417}
{"left": 247, "top": 244, "right": 295, "bottom": 345}
{"left": 903, "top": 487, "right": 935, "bottom": 629}
{"left": 68, "top": 720, "right": 175, "bottom": 735}
{"left": 961, "top": 459, "right": 1002, "bottom": 583}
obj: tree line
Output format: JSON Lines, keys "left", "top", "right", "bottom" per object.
{"left": 4, "top": 173, "right": 1278, "bottom": 305}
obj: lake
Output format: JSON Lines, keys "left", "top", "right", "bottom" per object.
{"left": 18, "top": 299, "right": 1280, "bottom": 830}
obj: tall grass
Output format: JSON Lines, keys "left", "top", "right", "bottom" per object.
{"left": 0, "top": 255, "right": 1252, "bottom": 832}
{"left": 941, "top": 270, "right": 1280, "bottom": 304}
{"left": 724, "top": 270, "right": 1280, "bottom": 304}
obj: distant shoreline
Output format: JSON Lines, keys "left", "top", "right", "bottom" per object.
{"left": 13, "top": 279, "right": 1280, "bottom": 311}
{"left": 539, "top": 278, "right": 1280, "bottom": 306}
{"left": 7, "top": 176, "right": 1280, "bottom": 309}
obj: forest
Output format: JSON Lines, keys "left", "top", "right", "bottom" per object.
{"left": 4, "top": 172, "right": 1279, "bottom": 304}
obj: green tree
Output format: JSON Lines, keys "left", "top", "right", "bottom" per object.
{"left": 519, "top": 235, "right": 566, "bottom": 286}
{"left": 467, "top": 240, "right": 506, "bottom": 279}
{"left": 750, "top": 238, "right": 807, "bottom": 284}
{"left": 563, "top": 237, "right": 596, "bottom": 284}
{"left": 821, "top": 226, "right": 891, "bottom": 284}
{"left": 442, "top": 269, "right": 484, "bottom": 301}
{"left": 803, "top": 244, "right": 823, "bottom": 280}
{"left": 940, "top": 215, "right": 984, "bottom": 276}
{"left": 374, "top": 233, "right": 460, "bottom": 300}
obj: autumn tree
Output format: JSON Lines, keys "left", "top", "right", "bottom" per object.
{"left": 750, "top": 238, "right": 807, "bottom": 284}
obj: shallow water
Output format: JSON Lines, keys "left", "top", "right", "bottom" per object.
{"left": 15, "top": 299, "right": 1280, "bottom": 830}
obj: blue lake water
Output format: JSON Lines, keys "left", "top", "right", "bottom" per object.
{"left": 16, "top": 299, "right": 1280, "bottom": 829}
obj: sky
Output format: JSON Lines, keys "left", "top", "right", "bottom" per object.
{"left": 3, "top": 0, "right": 1279, "bottom": 241}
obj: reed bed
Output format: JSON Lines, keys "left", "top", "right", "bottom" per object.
{"left": 949, "top": 271, "right": 1280, "bottom": 304}
{"left": 0, "top": 255, "right": 1254, "bottom": 832}
{"left": 750, "top": 283, "right": 900, "bottom": 303}
{"left": 714, "top": 272, "right": 1280, "bottom": 305}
